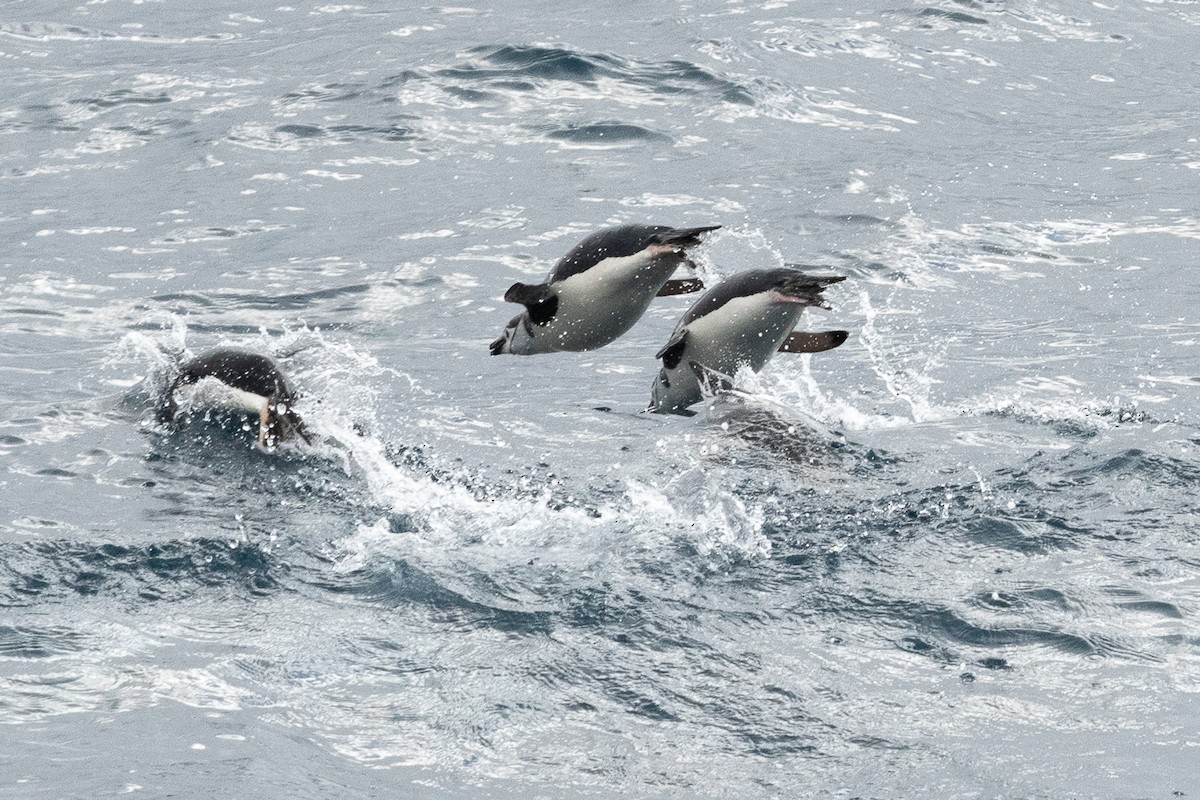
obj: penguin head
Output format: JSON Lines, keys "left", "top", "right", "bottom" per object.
{"left": 489, "top": 313, "right": 535, "bottom": 356}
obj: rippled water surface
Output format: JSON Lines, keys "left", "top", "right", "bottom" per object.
{"left": 3, "top": 1, "right": 1199, "bottom": 797}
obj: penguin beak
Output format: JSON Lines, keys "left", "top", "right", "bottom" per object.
{"left": 489, "top": 322, "right": 518, "bottom": 356}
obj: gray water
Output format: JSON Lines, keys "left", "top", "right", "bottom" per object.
{"left": 2, "top": 1, "right": 1199, "bottom": 797}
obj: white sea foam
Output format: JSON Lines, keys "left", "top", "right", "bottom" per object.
{"left": 335, "top": 440, "right": 770, "bottom": 573}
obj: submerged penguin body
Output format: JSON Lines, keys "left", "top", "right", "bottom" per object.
{"left": 157, "top": 348, "right": 309, "bottom": 447}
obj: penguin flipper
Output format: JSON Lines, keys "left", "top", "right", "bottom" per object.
{"left": 504, "top": 281, "right": 547, "bottom": 305}
{"left": 503, "top": 282, "right": 558, "bottom": 326}
{"left": 778, "top": 330, "right": 849, "bottom": 354}
{"left": 657, "top": 278, "right": 705, "bottom": 297}
{"left": 655, "top": 329, "right": 690, "bottom": 369}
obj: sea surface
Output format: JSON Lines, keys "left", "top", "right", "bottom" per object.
{"left": 2, "top": 1, "right": 1199, "bottom": 797}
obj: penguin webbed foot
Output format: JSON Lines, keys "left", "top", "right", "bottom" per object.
{"left": 778, "top": 330, "right": 850, "bottom": 354}
{"left": 780, "top": 266, "right": 847, "bottom": 287}
{"left": 657, "top": 278, "right": 705, "bottom": 297}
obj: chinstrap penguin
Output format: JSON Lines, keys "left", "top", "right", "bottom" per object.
{"left": 157, "top": 348, "right": 310, "bottom": 447}
{"left": 647, "top": 267, "right": 848, "bottom": 415}
{"left": 490, "top": 223, "right": 719, "bottom": 356}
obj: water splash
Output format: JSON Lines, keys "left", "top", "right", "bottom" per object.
{"left": 857, "top": 288, "right": 946, "bottom": 423}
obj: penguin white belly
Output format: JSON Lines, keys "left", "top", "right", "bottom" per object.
{"left": 652, "top": 297, "right": 802, "bottom": 412}
{"left": 682, "top": 297, "right": 799, "bottom": 374}
{"left": 178, "top": 378, "right": 269, "bottom": 417}
{"left": 537, "top": 252, "right": 666, "bottom": 352}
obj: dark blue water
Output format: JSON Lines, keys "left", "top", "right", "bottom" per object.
{"left": 3, "top": 2, "right": 1199, "bottom": 797}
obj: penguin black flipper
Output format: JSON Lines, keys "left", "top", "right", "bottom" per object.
{"left": 503, "top": 282, "right": 547, "bottom": 305}
{"left": 503, "top": 282, "right": 559, "bottom": 326}
{"left": 778, "top": 330, "right": 850, "bottom": 354}
{"left": 656, "top": 329, "right": 690, "bottom": 370}
{"left": 657, "top": 278, "right": 705, "bottom": 297}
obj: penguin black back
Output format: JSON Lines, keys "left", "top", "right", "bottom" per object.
{"left": 548, "top": 224, "right": 720, "bottom": 283}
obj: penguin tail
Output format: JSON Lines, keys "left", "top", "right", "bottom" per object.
{"left": 653, "top": 225, "right": 721, "bottom": 248}
{"left": 775, "top": 270, "right": 847, "bottom": 309}
{"left": 780, "top": 267, "right": 847, "bottom": 290}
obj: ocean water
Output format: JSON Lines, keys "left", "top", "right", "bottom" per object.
{"left": 2, "top": 1, "right": 1199, "bottom": 797}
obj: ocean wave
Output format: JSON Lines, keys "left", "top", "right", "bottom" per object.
{"left": 0, "top": 22, "right": 237, "bottom": 44}
{"left": 377, "top": 44, "right": 756, "bottom": 149}
{"left": 225, "top": 122, "right": 415, "bottom": 152}
{"left": 0, "top": 536, "right": 278, "bottom": 606}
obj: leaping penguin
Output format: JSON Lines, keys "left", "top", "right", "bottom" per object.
{"left": 490, "top": 223, "right": 719, "bottom": 356}
{"left": 157, "top": 348, "right": 310, "bottom": 447}
{"left": 647, "top": 267, "right": 849, "bottom": 415}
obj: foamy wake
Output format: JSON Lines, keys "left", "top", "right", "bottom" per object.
{"left": 108, "top": 314, "right": 771, "bottom": 569}
{"left": 333, "top": 433, "right": 771, "bottom": 574}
